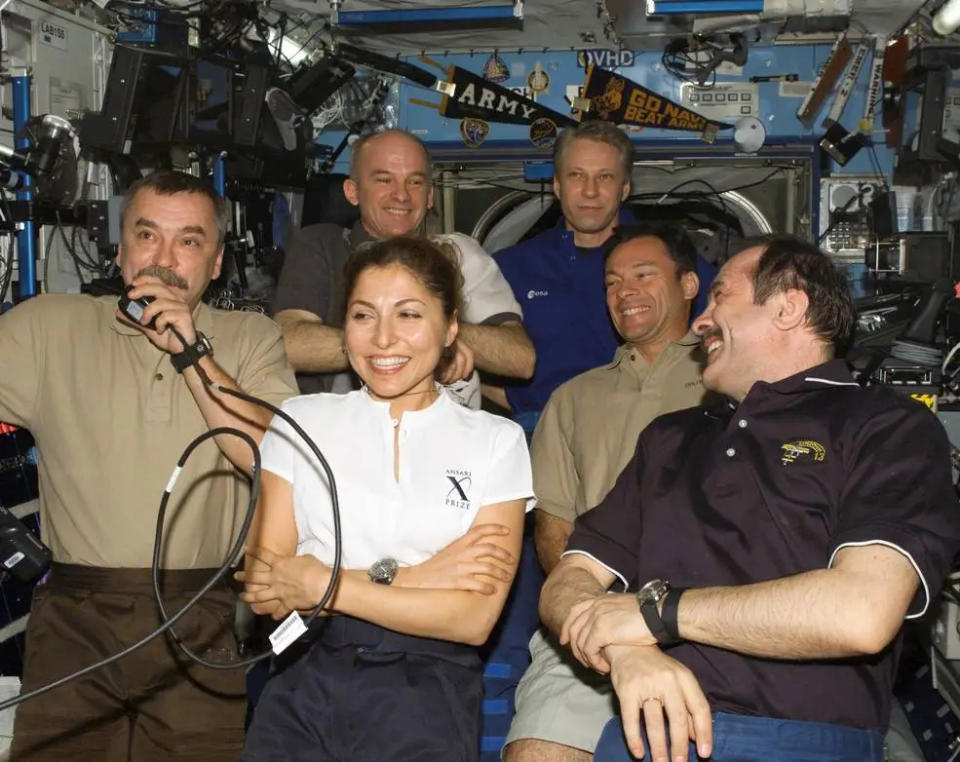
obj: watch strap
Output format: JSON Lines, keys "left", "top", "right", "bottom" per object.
{"left": 638, "top": 594, "right": 675, "bottom": 647}
{"left": 661, "top": 586, "right": 686, "bottom": 644}
{"left": 170, "top": 332, "right": 212, "bottom": 373}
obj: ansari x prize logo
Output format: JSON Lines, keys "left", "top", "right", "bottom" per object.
{"left": 780, "top": 440, "right": 826, "bottom": 466}
{"left": 445, "top": 469, "right": 473, "bottom": 510}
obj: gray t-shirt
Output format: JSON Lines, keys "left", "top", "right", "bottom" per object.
{"left": 271, "top": 221, "right": 372, "bottom": 394}
{"left": 272, "top": 222, "right": 524, "bottom": 397}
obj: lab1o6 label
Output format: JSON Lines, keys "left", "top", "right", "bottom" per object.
{"left": 39, "top": 21, "right": 68, "bottom": 51}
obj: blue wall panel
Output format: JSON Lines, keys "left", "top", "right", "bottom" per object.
{"left": 320, "top": 43, "right": 894, "bottom": 179}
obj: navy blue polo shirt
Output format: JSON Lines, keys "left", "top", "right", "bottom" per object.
{"left": 494, "top": 217, "right": 716, "bottom": 427}
{"left": 494, "top": 223, "right": 618, "bottom": 426}
{"left": 566, "top": 360, "right": 960, "bottom": 730}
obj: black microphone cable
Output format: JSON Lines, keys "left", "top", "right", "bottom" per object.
{"left": 153, "top": 324, "right": 343, "bottom": 669}
{"left": 0, "top": 323, "right": 343, "bottom": 708}
{"left": 0, "top": 428, "right": 261, "bottom": 712}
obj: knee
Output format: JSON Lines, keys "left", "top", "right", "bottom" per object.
{"left": 503, "top": 738, "right": 592, "bottom": 762}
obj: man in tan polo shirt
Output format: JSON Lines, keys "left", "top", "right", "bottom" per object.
{"left": 0, "top": 170, "right": 297, "bottom": 760}
{"left": 504, "top": 223, "right": 712, "bottom": 762}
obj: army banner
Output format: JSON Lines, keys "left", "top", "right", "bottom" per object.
{"left": 581, "top": 65, "right": 731, "bottom": 141}
{"left": 439, "top": 66, "right": 578, "bottom": 128}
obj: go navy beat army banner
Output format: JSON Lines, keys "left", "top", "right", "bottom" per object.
{"left": 440, "top": 65, "right": 578, "bottom": 128}
{"left": 581, "top": 64, "right": 732, "bottom": 141}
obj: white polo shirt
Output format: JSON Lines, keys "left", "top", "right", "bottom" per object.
{"left": 259, "top": 388, "right": 535, "bottom": 570}
{"left": 439, "top": 232, "right": 523, "bottom": 325}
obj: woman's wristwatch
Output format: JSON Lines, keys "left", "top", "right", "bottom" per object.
{"left": 368, "top": 558, "right": 399, "bottom": 585}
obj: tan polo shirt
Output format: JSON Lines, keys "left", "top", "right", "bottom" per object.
{"left": 0, "top": 294, "right": 297, "bottom": 568}
{"left": 531, "top": 332, "right": 710, "bottom": 523}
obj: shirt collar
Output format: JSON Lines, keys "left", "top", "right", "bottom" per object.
{"left": 359, "top": 383, "right": 451, "bottom": 426}
{"left": 763, "top": 359, "right": 858, "bottom": 395}
{"left": 607, "top": 329, "right": 700, "bottom": 370}
{"left": 554, "top": 206, "right": 638, "bottom": 237}
{"left": 704, "top": 360, "right": 856, "bottom": 420}
{"left": 350, "top": 220, "right": 376, "bottom": 248}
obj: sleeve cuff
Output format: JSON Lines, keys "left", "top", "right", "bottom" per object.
{"left": 561, "top": 549, "right": 629, "bottom": 591}
{"left": 829, "top": 536, "right": 931, "bottom": 618}
{"left": 479, "top": 311, "right": 523, "bottom": 326}
{"left": 533, "top": 501, "right": 577, "bottom": 524}
{"left": 483, "top": 491, "right": 536, "bottom": 512}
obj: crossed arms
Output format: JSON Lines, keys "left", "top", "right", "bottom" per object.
{"left": 239, "top": 470, "right": 526, "bottom": 646}
{"left": 539, "top": 545, "right": 920, "bottom": 760}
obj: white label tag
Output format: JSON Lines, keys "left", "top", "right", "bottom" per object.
{"left": 165, "top": 466, "right": 183, "bottom": 493}
{"left": 680, "top": 82, "right": 759, "bottom": 121}
{"left": 3, "top": 552, "right": 24, "bottom": 569}
{"left": 268, "top": 611, "right": 307, "bottom": 655}
{"left": 38, "top": 21, "right": 67, "bottom": 51}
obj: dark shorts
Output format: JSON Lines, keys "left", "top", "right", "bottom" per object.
{"left": 243, "top": 615, "right": 482, "bottom": 762}
{"left": 11, "top": 563, "right": 245, "bottom": 762}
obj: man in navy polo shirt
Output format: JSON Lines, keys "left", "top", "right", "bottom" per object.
{"left": 540, "top": 235, "right": 960, "bottom": 762}
{"left": 490, "top": 121, "right": 714, "bottom": 435}
{"left": 490, "top": 121, "right": 632, "bottom": 435}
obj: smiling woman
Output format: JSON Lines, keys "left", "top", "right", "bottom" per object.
{"left": 240, "top": 237, "right": 534, "bottom": 762}
{"left": 342, "top": 236, "right": 462, "bottom": 406}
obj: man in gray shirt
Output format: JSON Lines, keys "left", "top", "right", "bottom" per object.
{"left": 273, "top": 129, "right": 535, "bottom": 396}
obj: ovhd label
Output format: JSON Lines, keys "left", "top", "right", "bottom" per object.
{"left": 577, "top": 49, "right": 635, "bottom": 69}
{"left": 39, "top": 20, "right": 68, "bottom": 51}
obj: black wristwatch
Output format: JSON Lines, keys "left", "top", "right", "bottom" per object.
{"left": 170, "top": 331, "right": 213, "bottom": 374}
{"left": 637, "top": 578, "right": 682, "bottom": 647}
{"left": 368, "top": 558, "right": 399, "bottom": 585}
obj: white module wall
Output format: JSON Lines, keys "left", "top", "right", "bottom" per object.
{"left": 1, "top": 0, "right": 112, "bottom": 294}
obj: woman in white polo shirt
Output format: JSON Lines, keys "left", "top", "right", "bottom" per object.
{"left": 238, "top": 236, "right": 533, "bottom": 761}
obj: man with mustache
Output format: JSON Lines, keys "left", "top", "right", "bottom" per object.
{"left": 539, "top": 235, "right": 960, "bottom": 762}
{"left": 0, "top": 170, "right": 297, "bottom": 760}
{"left": 273, "top": 129, "right": 534, "bottom": 402}
{"left": 504, "top": 225, "right": 712, "bottom": 762}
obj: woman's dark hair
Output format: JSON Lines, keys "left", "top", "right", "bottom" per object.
{"left": 342, "top": 236, "right": 464, "bottom": 375}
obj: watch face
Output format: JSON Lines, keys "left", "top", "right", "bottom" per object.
{"left": 639, "top": 579, "right": 670, "bottom": 604}
{"left": 370, "top": 558, "right": 398, "bottom": 584}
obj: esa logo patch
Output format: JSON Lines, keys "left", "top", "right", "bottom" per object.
{"left": 780, "top": 440, "right": 826, "bottom": 465}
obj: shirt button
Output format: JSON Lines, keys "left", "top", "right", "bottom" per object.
{"left": 630, "top": 353, "right": 636, "bottom": 362}
{"left": 738, "top": 419, "right": 747, "bottom": 428}
{"left": 726, "top": 447, "right": 736, "bottom": 457}
{"left": 154, "top": 372, "right": 164, "bottom": 381}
